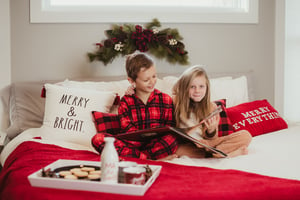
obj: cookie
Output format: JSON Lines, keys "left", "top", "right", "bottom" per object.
{"left": 89, "top": 170, "right": 101, "bottom": 176}
{"left": 59, "top": 170, "right": 72, "bottom": 177}
{"left": 81, "top": 167, "right": 95, "bottom": 172}
{"left": 73, "top": 171, "right": 88, "bottom": 178}
{"left": 64, "top": 174, "right": 78, "bottom": 180}
{"left": 70, "top": 168, "right": 82, "bottom": 173}
{"left": 87, "top": 174, "right": 100, "bottom": 181}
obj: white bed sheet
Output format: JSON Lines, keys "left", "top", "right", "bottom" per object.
{"left": 0, "top": 127, "right": 98, "bottom": 165}
{"left": 1, "top": 123, "right": 300, "bottom": 181}
{"left": 168, "top": 122, "right": 300, "bottom": 181}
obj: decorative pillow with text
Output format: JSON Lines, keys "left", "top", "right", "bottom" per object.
{"left": 226, "top": 99, "right": 288, "bottom": 137}
{"left": 41, "top": 84, "right": 116, "bottom": 146}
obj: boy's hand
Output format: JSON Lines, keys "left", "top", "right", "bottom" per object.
{"left": 125, "top": 85, "right": 135, "bottom": 95}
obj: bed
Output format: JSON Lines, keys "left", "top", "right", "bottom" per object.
{"left": 1, "top": 72, "right": 300, "bottom": 200}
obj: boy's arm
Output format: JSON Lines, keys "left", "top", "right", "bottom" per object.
{"left": 162, "top": 94, "right": 176, "bottom": 127}
{"left": 165, "top": 101, "right": 176, "bottom": 127}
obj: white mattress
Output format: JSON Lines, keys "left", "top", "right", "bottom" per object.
{"left": 167, "top": 122, "right": 300, "bottom": 181}
{"left": 1, "top": 123, "right": 300, "bottom": 181}
{"left": 0, "top": 127, "right": 97, "bottom": 165}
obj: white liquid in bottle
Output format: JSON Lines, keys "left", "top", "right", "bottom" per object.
{"left": 101, "top": 137, "right": 119, "bottom": 183}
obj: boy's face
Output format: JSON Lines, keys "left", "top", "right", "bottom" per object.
{"left": 134, "top": 65, "right": 157, "bottom": 94}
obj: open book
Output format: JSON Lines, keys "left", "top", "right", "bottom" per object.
{"left": 116, "top": 106, "right": 227, "bottom": 157}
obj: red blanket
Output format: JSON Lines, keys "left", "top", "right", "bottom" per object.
{"left": 1, "top": 141, "right": 300, "bottom": 200}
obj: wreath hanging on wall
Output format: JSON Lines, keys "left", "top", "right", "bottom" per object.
{"left": 87, "top": 19, "right": 189, "bottom": 66}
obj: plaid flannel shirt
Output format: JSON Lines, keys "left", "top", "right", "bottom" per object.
{"left": 92, "top": 89, "right": 178, "bottom": 160}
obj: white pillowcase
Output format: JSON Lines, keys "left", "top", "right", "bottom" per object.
{"left": 160, "top": 76, "right": 179, "bottom": 96}
{"left": 55, "top": 75, "right": 248, "bottom": 110}
{"left": 161, "top": 75, "right": 248, "bottom": 107}
{"left": 60, "top": 78, "right": 168, "bottom": 98}
{"left": 210, "top": 76, "right": 249, "bottom": 107}
{"left": 41, "top": 84, "right": 116, "bottom": 147}
{"left": 59, "top": 79, "right": 130, "bottom": 97}
{"left": 161, "top": 75, "right": 233, "bottom": 97}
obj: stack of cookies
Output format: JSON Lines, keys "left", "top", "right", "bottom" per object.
{"left": 58, "top": 166, "right": 101, "bottom": 181}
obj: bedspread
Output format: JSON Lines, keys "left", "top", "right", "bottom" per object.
{"left": 1, "top": 141, "right": 300, "bottom": 200}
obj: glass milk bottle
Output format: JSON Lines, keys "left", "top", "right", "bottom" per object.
{"left": 101, "top": 137, "right": 119, "bottom": 183}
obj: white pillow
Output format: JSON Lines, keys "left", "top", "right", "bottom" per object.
{"left": 59, "top": 79, "right": 130, "bottom": 97}
{"left": 161, "top": 75, "right": 248, "bottom": 107}
{"left": 160, "top": 75, "right": 233, "bottom": 97}
{"left": 41, "top": 84, "right": 116, "bottom": 147}
{"left": 59, "top": 78, "right": 169, "bottom": 101}
{"left": 160, "top": 76, "right": 179, "bottom": 96}
{"left": 154, "top": 78, "right": 168, "bottom": 94}
{"left": 211, "top": 76, "right": 249, "bottom": 107}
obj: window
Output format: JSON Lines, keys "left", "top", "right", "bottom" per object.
{"left": 30, "top": 0, "right": 258, "bottom": 23}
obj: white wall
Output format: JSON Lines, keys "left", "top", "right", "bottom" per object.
{"left": 0, "top": 0, "right": 11, "bottom": 89}
{"left": 284, "top": 0, "right": 300, "bottom": 122}
{"left": 9, "top": 0, "right": 275, "bottom": 104}
{"left": 2, "top": 1, "right": 298, "bottom": 121}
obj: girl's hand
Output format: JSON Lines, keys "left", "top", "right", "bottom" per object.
{"left": 125, "top": 85, "right": 135, "bottom": 95}
{"left": 204, "top": 115, "right": 219, "bottom": 133}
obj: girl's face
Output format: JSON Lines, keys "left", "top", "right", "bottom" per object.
{"left": 134, "top": 65, "right": 157, "bottom": 94}
{"left": 189, "top": 75, "right": 207, "bottom": 102}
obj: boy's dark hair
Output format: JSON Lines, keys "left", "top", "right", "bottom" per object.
{"left": 125, "top": 53, "right": 154, "bottom": 81}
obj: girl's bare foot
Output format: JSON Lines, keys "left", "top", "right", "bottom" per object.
{"left": 227, "top": 146, "right": 248, "bottom": 158}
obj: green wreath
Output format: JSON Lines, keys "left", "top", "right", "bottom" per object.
{"left": 87, "top": 19, "right": 189, "bottom": 66}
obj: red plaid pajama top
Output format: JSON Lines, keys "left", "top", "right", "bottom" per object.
{"left": 92, "top": 89, "right": 178, "bottom": 160}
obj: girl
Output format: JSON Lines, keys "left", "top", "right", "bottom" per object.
{"left": 173, "top": 66, "right": 252, "bottom": 158}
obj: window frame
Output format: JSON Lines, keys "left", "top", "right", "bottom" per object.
{"left": 30, "top": 0, "right": 258, "bottom": 24}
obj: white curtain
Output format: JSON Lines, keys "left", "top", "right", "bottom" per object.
{"left": 284, "top": 0, "right": 300, "bottom": 122}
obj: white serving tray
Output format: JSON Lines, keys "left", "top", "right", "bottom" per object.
{"left": 28, "top": 159, "right": 162, "bottom": 196}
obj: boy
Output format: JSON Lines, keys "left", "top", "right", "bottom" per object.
{"left": 92, "top": 53, "right": 178, "bottom": 160}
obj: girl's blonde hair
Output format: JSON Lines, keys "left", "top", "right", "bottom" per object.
{"left": 173, "top": 65, "right": 211, "bottom": 126}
